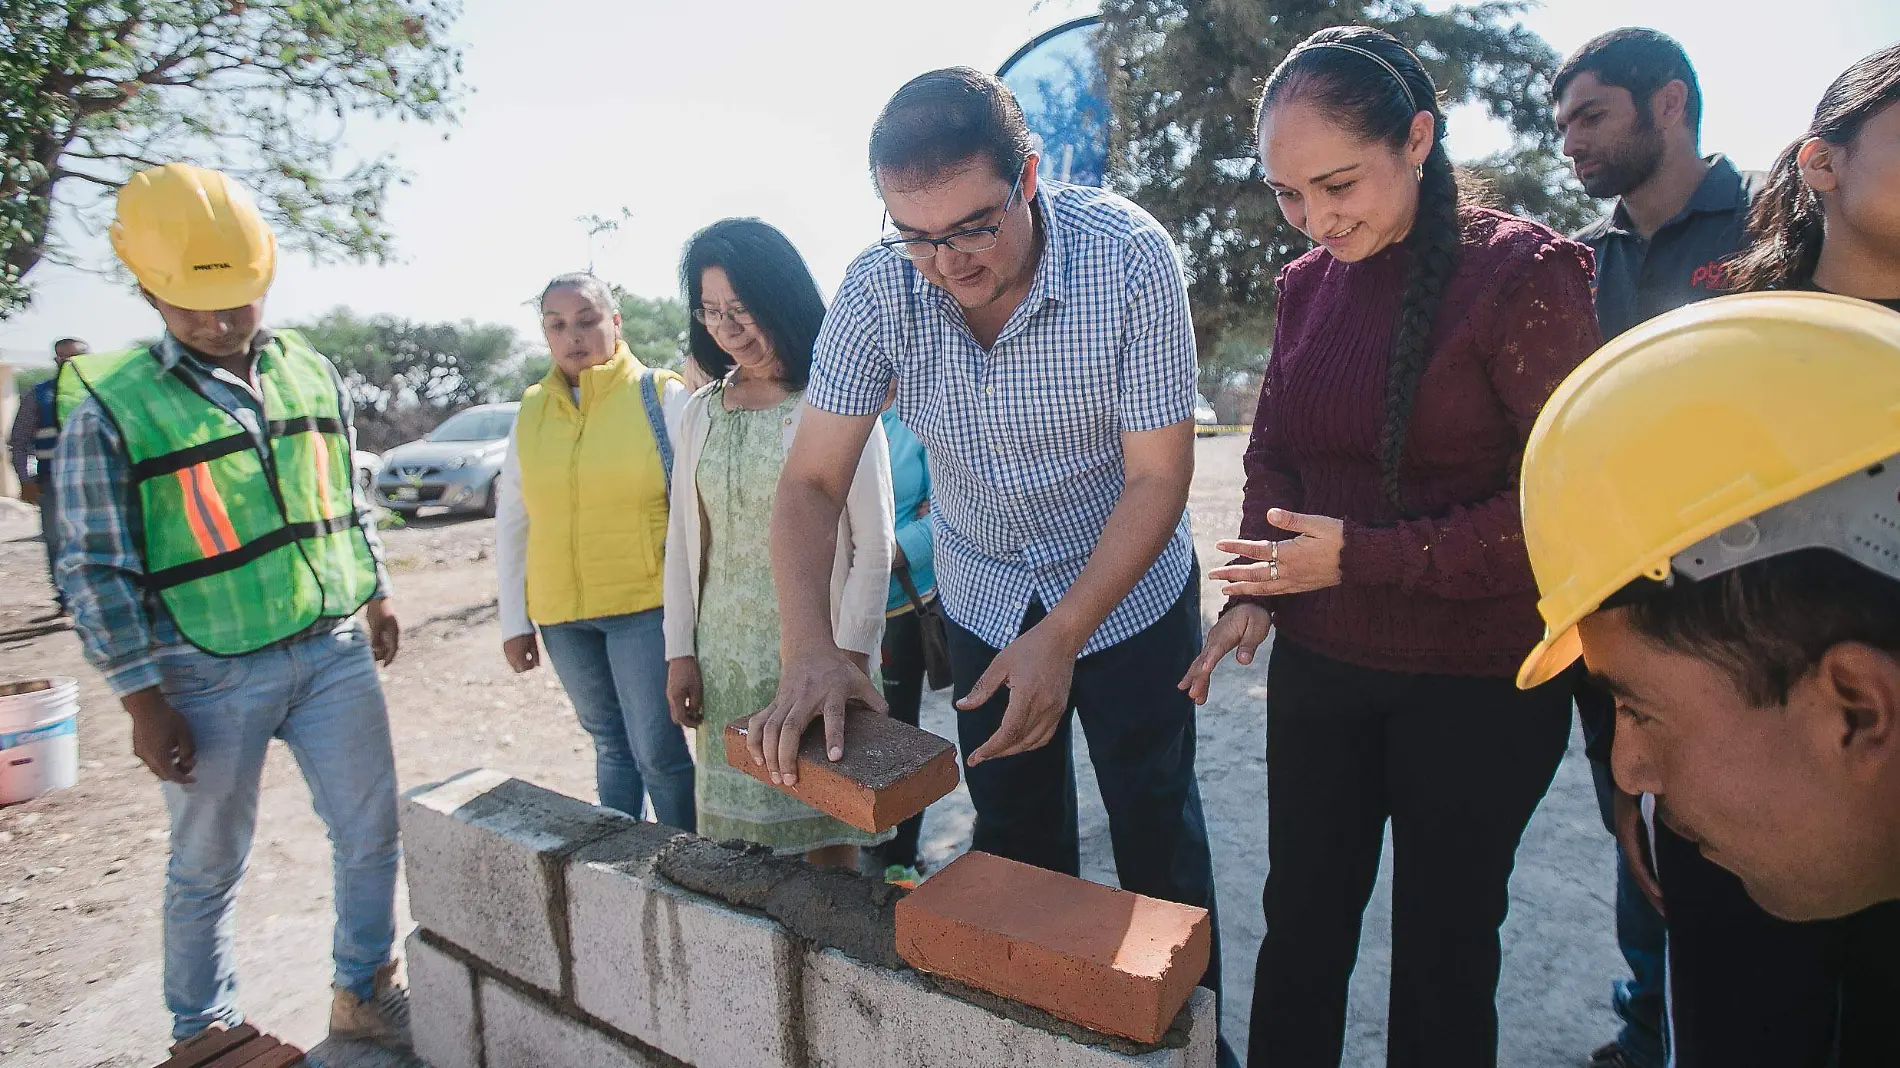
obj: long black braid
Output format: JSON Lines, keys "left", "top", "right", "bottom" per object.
{"left": 1258, "top": 27, "right": 1465, "bottom": 514}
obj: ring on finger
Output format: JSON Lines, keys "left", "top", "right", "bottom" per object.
{"left": 1267, "top": 557, "right": 1280, "bottom": 582}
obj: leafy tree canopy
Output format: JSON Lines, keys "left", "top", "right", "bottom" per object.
{"left": 1099, "top": 0, "right": 1597, "bottom": 357}
{"left": 0, "top": 0, "right": 464, "bottom": 319}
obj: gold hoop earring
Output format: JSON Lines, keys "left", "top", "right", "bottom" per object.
{"left": 1415, "top": 164, "right": 1425, "bottom": 181}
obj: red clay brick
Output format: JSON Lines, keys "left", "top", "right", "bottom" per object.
{"left": 157, "top": 1025, "right": 305, "bottom": 1068}
{"left": 722, "top": 702, "right": 959, "bottom": 833}
{"left": 894, "top": 851, "right": 1211, "bottom": 1044}
{"left": 159, "top": 1025, "right": 260, "bottom": 1068}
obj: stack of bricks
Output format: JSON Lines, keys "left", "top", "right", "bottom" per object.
{"left": 399, "top": 768, "right": 1219, "bottom": 1068}
{"left": 155, "top": 1025, "right": 306, "bottom": 1068}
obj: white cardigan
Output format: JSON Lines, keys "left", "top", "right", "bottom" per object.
{"left": 662, "top": 385, "right": 894, "bottom": 661}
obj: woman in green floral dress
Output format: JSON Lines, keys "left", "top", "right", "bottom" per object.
{"left": 661, "top": 218, "right": 895, "bottom": 866}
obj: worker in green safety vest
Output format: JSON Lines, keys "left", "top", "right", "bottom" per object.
{"left": 49, "top": 163, "right": 411, "bottom": 1049}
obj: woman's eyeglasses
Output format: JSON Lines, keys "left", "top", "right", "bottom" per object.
{"left": 693, "top": 306, "right": 754, "bottom": 328}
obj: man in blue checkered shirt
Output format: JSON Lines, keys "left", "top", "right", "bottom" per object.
{"left": 745, "top": 67, "right": 1227, "bottom": 1044}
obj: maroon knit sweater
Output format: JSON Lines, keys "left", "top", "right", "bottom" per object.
{"left": 1233, "top": 207, "right": 1601, "bottom": 678}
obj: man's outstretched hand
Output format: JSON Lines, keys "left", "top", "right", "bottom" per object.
{"left": 746, "top": 648, "right": 886, "bottom": 786}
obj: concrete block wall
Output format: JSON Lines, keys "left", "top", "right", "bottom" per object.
{"left": 400, "top": 769, "right": 1217, "bottom": 1068}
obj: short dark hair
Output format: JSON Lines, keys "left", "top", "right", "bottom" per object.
{"left": 52, "top": 337, "right": 86, "bottom": 354}
{"left": 1555, "top": 28, "right": 1703, "bottom": 140}
{"left": 679, "top": 218, "right": 825, "bottom": 388}
{"left": 869, "top": 66, "right": 1035, "bottom": 187}
{"left": 1627, "top": 550, "right": 1900, "bottom": 706}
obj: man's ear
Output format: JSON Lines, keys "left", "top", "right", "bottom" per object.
{"left": 1651, "top": 79, "right": 1691, "bottom": 135}
{"left": 1797, "top": 137, "right": 1839, "bottom": 195}
{"left": 1812, "top": 643, "right": 1900, "bottom": 773}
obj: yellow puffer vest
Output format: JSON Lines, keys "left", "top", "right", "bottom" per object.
{"left": 517, "top": 345, "right": 679, "bottom": 625}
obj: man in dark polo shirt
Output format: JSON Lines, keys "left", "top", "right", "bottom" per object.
{"left": 1555, "top": 28, "right": 1765, "bottom": 1068}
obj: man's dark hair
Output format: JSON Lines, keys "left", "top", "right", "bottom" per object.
{"left": 1554, "top": 28, "right": 1703, "bottom": 141}
{"left": 869, "top": 67, "right": 1035, "bottom": 187}
{"left": 1628, "top": 550, "right": 1900, "bottom": 706}
{"left": 52, "top": 337, "right": 86, "bottom": 354}
{"left": 679, "top": 217, "right": 825, "bottom": 388}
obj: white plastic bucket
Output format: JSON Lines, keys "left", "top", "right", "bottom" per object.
{"left": 0, "top": 677, "right": 80, "bottom": 805}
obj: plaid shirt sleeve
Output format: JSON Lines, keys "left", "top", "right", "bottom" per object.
{"left": 1116, "top": 227, "right": 1199, "bottom": 432}
{"left": 807, "top": 264, "right": 896, "bottom": 418}
{"left": 51, "top": 397, "right": 165, "bottom": 697}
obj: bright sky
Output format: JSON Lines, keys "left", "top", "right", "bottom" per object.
{"left": 3, "top": 0, "right": 1896, "bottom": 365}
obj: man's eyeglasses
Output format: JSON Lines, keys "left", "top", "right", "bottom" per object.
{"left": 693, "top": 305, "right": 754, "bottom": 328}
{"left": 878, "top": 169, "right": 1024, "bottom": 261}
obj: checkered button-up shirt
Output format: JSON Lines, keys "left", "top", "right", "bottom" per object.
{"left": 807, "top": 180, "right": 1197, "bottom": 656}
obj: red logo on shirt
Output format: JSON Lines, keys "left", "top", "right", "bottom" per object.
{"left": 1690, "top": 259, "right": 1734, "bottom": 291}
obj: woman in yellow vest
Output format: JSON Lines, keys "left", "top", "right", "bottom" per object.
{"left": 497, "top": 272, "right": 695, "bottom": 828}
{"left": 662, "top": 218, "right": 895, "bottom": 866}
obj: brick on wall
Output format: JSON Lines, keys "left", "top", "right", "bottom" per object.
{"left": 400, "top": 769, "right": 643, "bottom": 995}
{"left": 481, "top": 976, "right": 667, "bottom": 1068}
{"left": 404, "top": 931, "right": 479, "bottom": 1068}
{"left": 800, "top": 946, "right": 1218, "bottom": 1068}
{"left": 566, "top": 836, "right": 801, "bottom": 1068}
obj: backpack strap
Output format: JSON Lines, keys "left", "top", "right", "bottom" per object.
{"left": 639, "top": 368, "right": 675, "bottom": 498}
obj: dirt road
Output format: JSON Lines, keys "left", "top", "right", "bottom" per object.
{"left": 0, "top": 435, "right": 1619, "bottom": 1066}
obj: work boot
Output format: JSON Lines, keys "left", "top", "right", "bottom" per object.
{"left": 328, "top": 960, "right": 410, "bottom": 1049}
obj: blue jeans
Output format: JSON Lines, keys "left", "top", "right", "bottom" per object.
{"left": 156, "top": 623, "right": 400, "bottom": 1040}
{"left": 1591, "top": 757, "right": 1668, "bottom": 1068}
{"left": 539, "top": 609, "right": 695, "bottom": 829}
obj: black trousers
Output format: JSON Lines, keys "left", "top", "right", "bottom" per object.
{"left": 1653, "top": 819, "right": 1900, "bottom": 1067}
{"left": 1250, "top": 638, "right": 1572, "bottom": 1068}
{"left": 945, "top": 575, "right": 1223, "bottom": 994}
{"left": 39, "top": 481, "right": 63, "bottom": 610}
{"left": 875, "top": 607, "right": 927, "bottom": 868}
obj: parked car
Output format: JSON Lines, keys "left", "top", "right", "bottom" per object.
{"left": 353, "top": 450, "right": 384, "bottom": 495}
{"left": 373, "top": 402, "right": 517, "bottom": 517}
{"left": 1193, "top": 393, "right": 1219, "bottom": 426}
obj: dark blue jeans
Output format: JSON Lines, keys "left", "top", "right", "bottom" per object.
{"left": 945, "top": 575, "right": 1229, "bottom": 1052}
{"left": 1579, "top": 678, "right": 1668, "bottom": 1068}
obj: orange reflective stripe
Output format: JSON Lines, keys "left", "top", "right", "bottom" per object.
{"left": 175, "top": 463, "right": 239, "bottom": 558}
{"left": 310, "top": 435, "right": 336, "bottom": 518}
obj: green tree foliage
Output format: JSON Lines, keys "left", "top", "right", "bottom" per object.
{"left": 295, "top": 307, "right": 519, "bottom": 451}
{"left": 1098, "top": 0, "right": 1596, "bottom": 356}
{"left": 0, "top": 0, "right": 464, "bottom": 319}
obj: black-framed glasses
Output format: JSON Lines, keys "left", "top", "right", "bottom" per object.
{"left": 877, "top": 169, "right": 1024, "bottom": 261}
{"left": 692, "top": 305, "right": 754, "bottom": 329}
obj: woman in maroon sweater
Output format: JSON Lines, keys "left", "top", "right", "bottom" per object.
{"left": 1176, "top": 27, "right": 1602, "bottom": 1068}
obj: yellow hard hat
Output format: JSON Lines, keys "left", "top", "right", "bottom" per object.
{"left": 1517, "top": 291, "right": 1900, "bottom": 689}
{"left": 110, "top": 163, "right": 277, "bottom": 311}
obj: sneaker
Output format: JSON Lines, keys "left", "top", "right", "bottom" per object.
{"left": 884, "top": 864, "right": 923, "bottom": 890}
{"left": 328, "top": 960, "right": 411, "bottom": 1049}
{"left": 1587, "top": 1041, "right": 1645, "bottom": 1068}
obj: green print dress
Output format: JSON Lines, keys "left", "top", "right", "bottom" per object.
{"left": 692, "top": 388, "right": 891, "bottom": 855}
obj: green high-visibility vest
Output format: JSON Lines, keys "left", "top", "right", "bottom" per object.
{"left": 57, "top": 330, "right": 379, "bottom": 656}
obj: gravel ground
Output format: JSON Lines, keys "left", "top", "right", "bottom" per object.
{"left": 0, "top": 435, "right": 1619, "bottom": 1066}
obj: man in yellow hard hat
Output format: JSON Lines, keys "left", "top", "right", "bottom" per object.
{"left": 1518, "top": 290, "right": 1900, "bottom": 924}
{"left": 50, "top": 163, "right": 409, "bottom": 1047}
